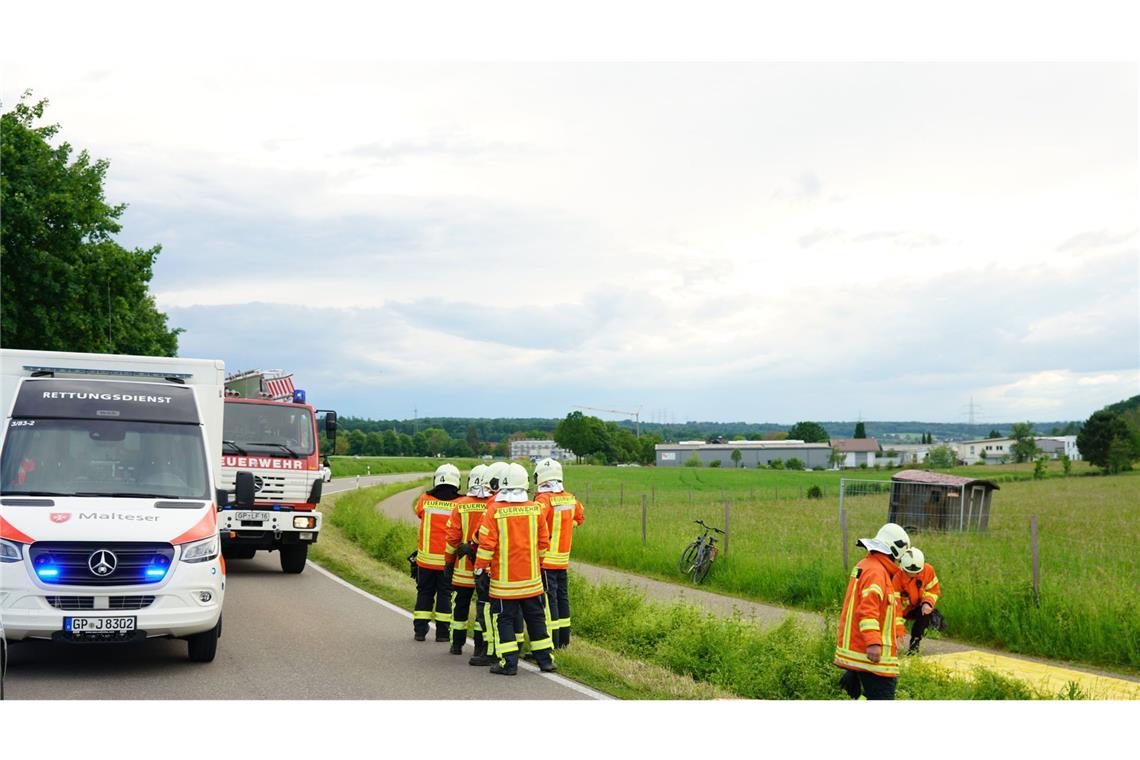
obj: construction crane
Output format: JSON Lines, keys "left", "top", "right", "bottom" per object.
{"left": 574, "top": 405, "right": 642, "bottom": 438}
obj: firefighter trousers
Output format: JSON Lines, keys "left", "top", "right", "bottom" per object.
{"left": 492, "top": 595, "right": 554, "bottom": 668}
{"left": 838, "top": 667, "right": 897, "bottom": 701}
{"left": 542, "top": 568, "right": 571, "bottom": 648}
{"left": 450, "top": 585, "right": 481, "bottom": 648}
{"left": 414, "top": 566, "right": 452, "bottom": 637}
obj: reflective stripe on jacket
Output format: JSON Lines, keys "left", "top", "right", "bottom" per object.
{"left": 536, "top": 491, "right": 584, "bottom": 569}
{"left": 414, "top": 494, "right": 458, "bottom": 569}
{"left": 443, "top": 495, "right": 491, "bottom": 587}
{"left": 835, "top": 551, "right": 902, "bottom": 677}
{"left": 473, "top": 500, "right": 550, "bottom": 599}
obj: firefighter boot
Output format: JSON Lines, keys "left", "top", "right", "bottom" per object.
{"left": 435, "top": 621, "right": 450, "bottom": 642}
{"left": 449, "top": 628, "right": 467, "bottom": 655}
{"left": 490, "top": 654, "right": 519, "bottom": 676}
{"left": 558, "top": 627, "right": 571, "bottom": 649}
{"left": 468, "top": 639, "right": 496, "bottom": 666}
{"left": 534, "top": 649, "right": 557, "bottom": 673}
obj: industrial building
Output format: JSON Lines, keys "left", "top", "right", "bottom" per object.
{"left": 655, "top": 440, "right": 832, "bottom": 468}
{"left": 509, "top": 439, "right": 576, "bottom": 462}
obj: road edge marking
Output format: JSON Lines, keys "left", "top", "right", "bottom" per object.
{"left": 306, "top": 560, "right": 613, "bottom": 701}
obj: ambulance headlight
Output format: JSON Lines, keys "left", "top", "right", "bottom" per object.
{"left": 0, "top": 538, "right": 24, "bottom": 563}
{"left": 180, "top": 535, "right": 220, "bottom": 563}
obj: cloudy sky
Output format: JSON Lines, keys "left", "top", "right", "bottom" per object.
{"left": 3, "top": 61, "right": 1137, "bottom": 424}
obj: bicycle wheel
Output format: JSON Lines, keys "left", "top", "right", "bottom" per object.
{"left": 690, "top": 547, "right": 714, "bottom": 584}
{"left": 677, "top": 541, "right": 701, "bottom": 574}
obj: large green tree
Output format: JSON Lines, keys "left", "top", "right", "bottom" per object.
{"left": 1, "top": 93, "right": 180, "bottom": 355}
{"left": 853, "top": 422, "right": 866, "bottom": 439}
{"left": 554, "top": 411, "right": 610, "bottom": 462}
{"left": 787, "top": 421, "right": 829, "bottom": 443}
{"left": 1077, "top": 410, "right": 1140, "bottom": 474}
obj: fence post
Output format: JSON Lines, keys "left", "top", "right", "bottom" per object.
{"left": 720, "top": 488, "right": 725, "bottom": 502}
{"left": 839, "top": 480, "right": 848, "bottom": 571}
{"left": 723, "top": 499, "right": 731, "bottom": 555}
{"left": 356, "top": 475, "right": 360, "bottom": 490}
{"left": 620, "top": 482, "right": 624, "bottom": 507}
{"left": 1030, "top": 515, "right": 1039, "bottom": 607}
{"left": 652, "top": 485, "right": 656, "bottom": 508}
{"left": 585, "top": 482, "right": 589, "bottom": 506}
{"left": 775, "top": 486, "right": 779, "bottom": 500}
{"left": 641, "top": 495, "right": 648, "bottom": 546}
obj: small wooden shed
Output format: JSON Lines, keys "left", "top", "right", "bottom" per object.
{"left": 887, "top": 470, "right": 999, "bottom": 532}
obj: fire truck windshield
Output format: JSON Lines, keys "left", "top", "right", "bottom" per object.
{"left": 223, "top": 401, "right": 315, "bottom": 457}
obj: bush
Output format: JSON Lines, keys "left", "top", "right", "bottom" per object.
{"left": 755, "top": 461, "right": 767, "bottom": 469}
{"left": 1033, "top": 456, "right": 1048, "bottom": 480}
{"left": 768, "top": 459, "right": 784, "bottom": 470}
{"left": 858, "top": 462, "right": 868, "bottom": 469}
{"left": 684, "top": 455, "right": 702, "bottom": 468}
{"left": 785, "top": 458, "right": 805, "bottom": 471}
{"left": 807, "top": 485, "right": 823, "bottom": 499}
{"left": 1061, "top": 454, "right": 1072, "bottom": 476}
{"left": 709, "top": 459, "right": 722, "bottom": 468}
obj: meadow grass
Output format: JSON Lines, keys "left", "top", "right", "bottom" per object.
{"left": 564, "top": 465, "right": 1140, "bottom": 672}
{"left": 327, "top": 455, "right": 483, "bottom": 477}
{"left": 321, "top": 483, "right": 1083, "bottom": 699}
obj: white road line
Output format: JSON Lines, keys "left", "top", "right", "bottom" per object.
{"left": 306, "top": 561, "right": 613, "bottom": 701}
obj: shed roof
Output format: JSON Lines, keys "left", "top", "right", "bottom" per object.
{"left": 891, "top": 469, "right": 1000, "bottom": 490}
{"left": 830, "top": 438, "right": 880, "bottom": 453}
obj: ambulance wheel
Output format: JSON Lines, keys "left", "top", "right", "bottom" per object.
{"left": 223, "top": 545, "right": 257, "bottom": 560}
{"left": 280, "top": 544, "right": 308, "bottom": 574}
{"left": 187, "top": 617, "right": 221, "bottom": 663}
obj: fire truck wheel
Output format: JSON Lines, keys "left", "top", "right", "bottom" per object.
{"left": 280, "top": 544, "right": 309, "bottom": 574}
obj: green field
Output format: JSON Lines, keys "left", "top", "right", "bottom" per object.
{"left": 560, "top": 463, "right": 1140, "bottom": 672}
{"left": 327, "top": 455, "right": 483, "bottom": 477}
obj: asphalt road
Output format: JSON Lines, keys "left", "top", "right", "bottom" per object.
{"left": 2, "top": 476, "right": 603, "bottom": 700}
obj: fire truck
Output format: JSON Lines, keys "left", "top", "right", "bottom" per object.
{"left": 215, "top": 370, "right": 337, "bottom": 573}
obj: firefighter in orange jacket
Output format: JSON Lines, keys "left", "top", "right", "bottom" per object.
{"left": 473, "top": 462, "right": 556, "bottom": 675}
{"left": 442, "top": 464, "right": 491, "bottom": 656}
{"left": 412, "top": 463, "right": 462, "bottom": 642}
{"left": 533, "top": 457, "right": 584, "bottom": 649}
{"left": 835, "top": 522, "right": 910, "bottom": 700}
{"left": 893, "top": 547, "right": 945, "bottom": 655}
{"left": 467, "top": 461, "right": 509, "bottom": 666}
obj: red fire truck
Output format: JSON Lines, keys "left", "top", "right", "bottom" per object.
{"left": 216, "top": 371, "right": 337, "bottom": 573}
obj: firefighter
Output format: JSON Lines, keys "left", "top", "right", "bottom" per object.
{"left": 442, "top": 464, "right": 491, "bottom": 655}
{"left": 835, "top": 522, "right": 910, "bottom": 700}
{"left": 473, "top": 462, "right": 556, "bottom": 675}
{"left": 412, "top": 463, "right": 462, "bottom": 642}
{"left": 533, "top": 457, "right": 584, "bottom": 649}
{"left": 893, "top": 547, "right": 945, "bottom": 655}
{"left": 468, "top": 461, "right": 509, "bottom": 666}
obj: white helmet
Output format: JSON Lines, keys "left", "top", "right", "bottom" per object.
{"left": 485, "top": 462, "right": 509, "bottom": 491}
{"left": 433, "top": 463, "right": 461, "bottom": 489}
{"left": 503, "top": 462, "right": 530, "bottom": 490}
{"left": 466, "top": 464, "right": 489, "bottom": 492}
{"left": 534, "top": 457, "right": 562, "bottom": 484}
{"left": 900, "top": 547, "right": 925, "bottom": 575}
{"left": 874, "top": 523, "right": 911, "bottom": 561}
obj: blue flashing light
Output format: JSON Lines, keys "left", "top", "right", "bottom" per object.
{"left": 145, "top": 567, "right": 168, "bottom": 579}
{"left": 36, "top": 565, "right": 60, "bottom": 579}
{"left": 292, "top": 389, "right": 306, "bottom": 404}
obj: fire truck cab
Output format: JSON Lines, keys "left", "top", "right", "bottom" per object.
{"left": 216, "top": 380, "right": 336, "bottom": 574}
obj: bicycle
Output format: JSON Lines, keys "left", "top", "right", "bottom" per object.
{"left": 677, "top": 519, "right": 724, "bottom": 584}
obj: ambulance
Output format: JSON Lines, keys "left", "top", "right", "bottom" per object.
{"left": 0, "top": 349, "right": 248, "bottom": 662}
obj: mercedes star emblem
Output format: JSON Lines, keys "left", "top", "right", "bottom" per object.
{"left": 88, "top": 549, "right": 118, "bottom": 577}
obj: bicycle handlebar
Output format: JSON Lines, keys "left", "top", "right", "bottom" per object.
{"left": 694, "top": 519, "right": 726, "bottom": 534}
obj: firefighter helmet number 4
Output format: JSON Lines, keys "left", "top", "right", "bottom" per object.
{"left": 874, "top": 522, "right": 911, "bottom": 561}
{"left": 486, "top": 462, "right": 509, "bottom": 491}
{"left": 503, "top": 462, "right": 530, "bottom": 490}
{"left": 467, "top": 463, "right": 489, "bottom": 491}
{"left": 900, "top": 547, "right": 925, "bottom": 574}
{"left": 434, "top": 463, "right": 461, "bottom": 488}
{"left": 534, "top": 457, "right": 562, "bottom": 484}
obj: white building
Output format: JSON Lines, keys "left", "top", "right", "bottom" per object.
{"left": 509, "top": 439, "right": 575, "bottom": 462}
{"left": 1035, "top": 436, "right": 1081, "bottom": 460}
{"left": 957, "top": 437, "right": 1016, "bottom": 465}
